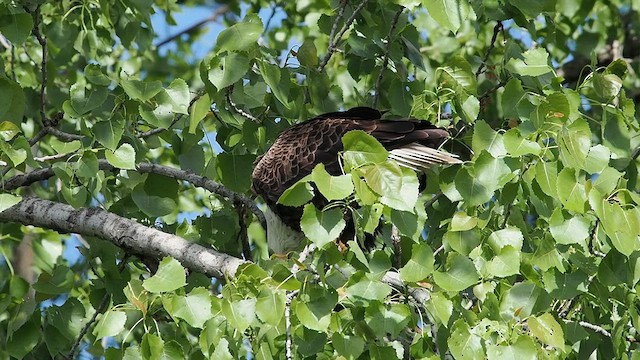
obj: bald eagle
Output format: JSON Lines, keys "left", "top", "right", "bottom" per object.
{"left": 251, "top": 107, "right": 461, "bottom": 254}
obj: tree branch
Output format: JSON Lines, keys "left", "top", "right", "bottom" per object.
{"left": 2, "top": 160, "right": 267, "bottom": 230}
{"left": 317, "top": 0, "right": 369, "bottom": 71}
{"left": 372, "top": 8, "right": 403, "bottom": 108}
{"left": 476, "top": 21, "right": 502, "bottom": 78}
{"left": 155, "top": 5, "right": 229, "bottom": 48}
{"left": 0, "top": 197, "right": 246, "bottom": 279}
{"left": 31, "top": 4, "right": 47, "bottom": 125}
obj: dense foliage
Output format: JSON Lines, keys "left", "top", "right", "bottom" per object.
{"left": 1, "top": 0, "right": 639, "bottom": 358}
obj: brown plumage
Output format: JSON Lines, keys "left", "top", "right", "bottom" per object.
{"left": 251, "top": 107, "right": 461, "bottom": 253}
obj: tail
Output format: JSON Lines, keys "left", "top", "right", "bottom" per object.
{"left": 389, "top": 143, "right": 462, "bottom": 172}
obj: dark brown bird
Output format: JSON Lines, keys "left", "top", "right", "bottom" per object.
{"left": 251, "top": 107, "right": 461, "bottom": 253}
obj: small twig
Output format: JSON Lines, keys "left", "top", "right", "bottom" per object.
{"left": 32, "top": 5, "right": 47, "bottom": 125}
{"left": 372, "top": 8, "right": 403, "bottom": 108}
{"left": 235, "top": 200, "right": 253, "bottom": 261}
{"left": 34, "top": 153, "right": 73, "bottom": 162}
{"left": 226, "top": 88, "right": 259, "bottom": 122}
{"left": 391, "top": 224, "right": 401, "bottom": 269}
{"left": 46, "top": 127, "right": 84, "bottom": 142}
{"left": 155, "top": 5, "right": 228, "bottom": 48}
{"left": 424, "top": 191, "right": 443, "bottom": 209}
{"left": 285, "top": 290, "right": 299, "bottom": 360}
{"left": 66, "top": 255, "right": 130, "bottom": 359}
{"left": 262, "top": 3, "right": 279, "bottom": 36}
{"left": 476, "top": 21, "right": 503, "bottom": 78}
{"left": 632, "top": 145, "right": 640, "bottom": 160}
{"left": 318, "top": 0, "right": 369, "bottom": 71}
{"left": 10, "top": 43, "right": 16, "bottom": 81}
{"left": 478, "top": 80, "right": 507, "bottom": 101}
{"left": 561, "top": 320, "right": 611, "bottom": 338}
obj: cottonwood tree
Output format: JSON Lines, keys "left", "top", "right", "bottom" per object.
{"left": 0, "top": 0, "right": 639, "bottom": 358}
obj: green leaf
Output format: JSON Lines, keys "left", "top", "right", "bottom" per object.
{"left": 444, "top": 229, "right": 482, "bottom": 256}
{"left": 399, "top": 243, "right": 434, "bottom": 282}
{"left": 258, "top": 61, "right": 290, "bottom": 107}
{"left": 140, "top": 102, "right": 174, "bottom": 129}
{"left": 487, "top": 246, "right": 521, "bottom": 277}
{"left": 278, "top": 180, "right": 315, "bottom": 206}
{"left": 165, "top": 78, "right": 190, "bottom": 114}
{"left": 487, "top": 227, "right": 524, "bottom": 252}
{"left": 433, "top": 253, "right": 479, "bottom": 291}
{"left": 332, "top": 333, "right": 365, "bottom": 360}
{"left": 455, "top": 151, "right": 511, "bottom": 206}
{"left": 297, "top": 39, "right": 318, "bottom": 67}
{"left": 216, "top": 153, "right": 255, "bottom": 193}
{"left": 486, "top": 336, "right": 538, "bottom": 360}
{"left": 132, "top": 185, "right": 177, "bottom": 217}
{"left": 448, "top": 319, "right": 484, "bottom": 360}
{"left": 94, "top": 309, "right": 127, "bottom": 340}
{"left": 0, "top": 121, "right": 21, "bottom": 141}
{"left": 549, "top": 209, "right": 590, "bottom": 246}
{"left": 33, "top": 266, "right": 74, "bottom": 296}
{"left": 0, "top": 13, "right": 34, "bottom": 44}
{"left": 365, "top": 302, "right": 412, "bottom": 338}
{"left": 346, "top": 278, "right": 392, "bottom": 305}
{"left": 542, "top": 269, "right": 588, "bottom": 299}
{"left": 0, "top": 193, "right": 21, "bottom": 212}
{"left": 311, "top": 163, "right": 354, "bottom": 200}
{"left": 507, "top": 0, "right": 554, "bottom": 17}
{"left": 593, "top": 72, "right": 623, "bottom": 99}
{"left": 85, "top": 64, "right": 112, "bottom": 86}
{"left": 121, "top": 79, "right": 163, "bottom": 102}
{"left": 501, "top": 78, "right": 526, "bottom": 119}
{"left": 93, "top": 115, "right": 125, "bottom": 151}
{"left": 256, "top": 288, "right": 285, "bottom": 326}
{"left": 6, "top": 321, "right": 39, "bottom": 359}
{"left": 216, "top": 14, "right": 263, "bottom": 53}
{"left": 65, "top": 83, "right": 108, "bottom": 116}
{"left": 341, "top": 130, "right": 389, "bottom": 169}
{"left": 592, "top": 166, "right": 622, "bottom": 195}
{"left": 506, "top": 48, "right": 553, "bottom": 76}
{"left": 222, "top": 298, "right": 257, "bottom": 332}
{"left": 472, "top": 121, "right": 506, "bottom": 157}
{"left": 211, "top": 338, "right": 234, "bottom": 360}
{"left": 189, "top": 93, "right": 211, "bottom": 133}
{"left": 105, "top": 143, "right": 136, "bottom": 170}
{"left": 164, "top": 287, "right": 212, "bottom": 328}
{"left": 0, "top": 77, "right": 26, "bottom": 125}
{"left": 535, "top": 161, "right": 558, "bottom": 198}
{"left": 584, "top": 145, "right": 611, "bottom": 174}
{"left": 527, "top": 313, "right": 565, "bottom": 349}
{"left": 556, "top": 167, "right": 587, "bottom": 213}
{"left": 300, "top": 204, "right": 346, "bottom": 248}
{"left": 503, "top": 128, "right": 541, "bottom": 156}
{"left": 208, "top": 53, "right": 250, "bottom": 90}
{"left": 426, "top": 292, "right": 453, "bottom": 326}
{"left": 424, "top": 0, "right": 471, "bottom": 33}
{"left": 499, "top": 282, "right": 549, "bottom": 320}
{"left": 558, "top": 118, "right": 591, "bottom": 169}
{"left": 50, "top": 138, "right": 81, "bottom": 154}
{"left": 438, "top": 55, "right": 477, "bottom": 94}
{"left": 450, "top": 212, "right": 478, "bottom": 231}
{"left": 143, "top": 257, "right": 187, "bottom": 293}
{"left": 362, "top": 162, "right": 418, "bottom": 211}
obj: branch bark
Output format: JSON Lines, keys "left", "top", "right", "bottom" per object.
{"left": 0, "top": 197, "right": 247, "bottom": 279}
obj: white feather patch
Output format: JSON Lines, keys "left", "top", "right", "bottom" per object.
{"left": 264, "top": 206, "right": 305, "bottom": 254}
{"left": 389, "top": 143, "right": 462, "bottom": 172}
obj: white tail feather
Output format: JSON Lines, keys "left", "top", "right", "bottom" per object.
{"left": 389, "top": 143, "right": 462, "bottom": 172}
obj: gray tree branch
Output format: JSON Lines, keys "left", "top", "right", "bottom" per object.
{"left": 0, "top": 197, "right": 247, "bottom": 279}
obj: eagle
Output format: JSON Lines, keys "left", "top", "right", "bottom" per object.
{"left": 251, "top": 107, "right": 462, "bottom": 254}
